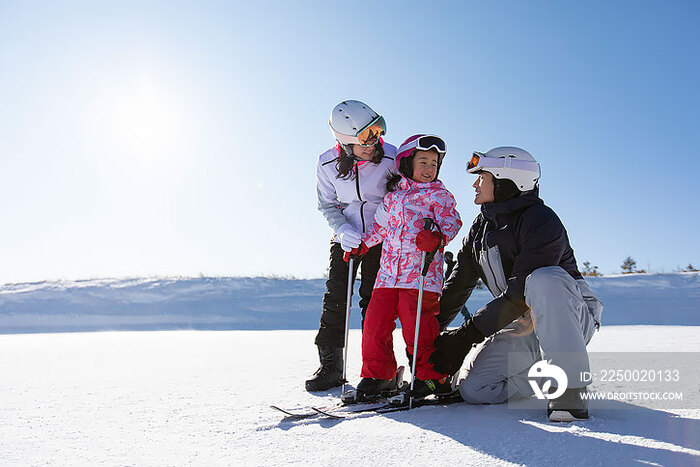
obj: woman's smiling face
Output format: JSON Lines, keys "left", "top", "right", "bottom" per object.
{"left": 352, "top": 143, "right": 376, "bottom": 160}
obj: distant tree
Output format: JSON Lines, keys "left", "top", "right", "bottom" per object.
{"left": 682, "top": 264, "right": 699, "bottom": 272}
{"left": 581, "top": 261, "right": 602, "bottom": 277}
{"left": 621, "top": 256, "right": 640, "bottom": 274}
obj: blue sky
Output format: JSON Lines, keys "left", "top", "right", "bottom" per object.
{"left": 0, "top": 1, "right": 698, "bottom": 283}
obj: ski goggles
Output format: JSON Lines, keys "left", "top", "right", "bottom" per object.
{"left": 400, "top": 134, "right": 447, "bottom": 155}
{"left": 355, "top": 115, "right": 386, "bottom": 147}
{"left": 467, "top": 152, "right": 540, "bottom": 173}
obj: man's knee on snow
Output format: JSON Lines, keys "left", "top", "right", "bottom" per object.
{"left": 457, "top": 371, "right": 509, "bottom": 404}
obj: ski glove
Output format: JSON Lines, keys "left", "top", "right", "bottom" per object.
{"left": 337, "top": 224, "right": 361, "bottom": 252}
{"left": 429, "top": 319, "right": 485, "bottom": 375}
{"left": 373, "top": 203, "right": 390, "bottom": 228}
{"left": 416, "top": 230, "right": 443, "bottom": 252}
{"left": 343, "top": 242, "right": 369, "bottom": 262}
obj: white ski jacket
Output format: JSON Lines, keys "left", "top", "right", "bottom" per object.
{"left": 316, "top": 142, "right": 397, "bottom": 241}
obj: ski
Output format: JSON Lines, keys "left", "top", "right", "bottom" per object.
{"left": 271, "top": 367, "right": 464, "bottom": 420}
{"left": 310, "top": 406, "right": 345, "bottom": 419}
{"left": 309, "top": 399, "right": 397, "bottom": 418}
{"left": 309, "top": 393, "right": 463, "bottom": 418}
{"left": 273, "top": 391, "right": 463, "bottom": 420}
{"left": 374, "top": 391, "right": 464, "bottom": 414}
{"left": 269, "top": 405, "right": 319, "bottom": 419}
{"left": 271, "top": 399, "right": 388, "bottom": 420}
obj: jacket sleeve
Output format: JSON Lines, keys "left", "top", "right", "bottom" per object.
{"left": 471, "top": 206, "right": 568, "bottom": 336}
{"left": 316, "top": 158, "right": 348, "bottom": 233}
{"left": 434, "top": 190, "right": 462, "bottom": 244}
{"left": 438, "top": 220, "right": 481, "bottom": 330}
{"left": 362, "top": 196, "right": 390, "bottom": 248}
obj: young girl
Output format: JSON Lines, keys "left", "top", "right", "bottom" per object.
{"left": 351, "top": 134, "right": 462, "bottom": 398}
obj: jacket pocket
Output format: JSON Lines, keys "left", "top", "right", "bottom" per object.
{"left": 576, "top": 279, "right": 603, "bottom": 329}
{"left": 479, "top": 245, "right": 508, "bottom": 297}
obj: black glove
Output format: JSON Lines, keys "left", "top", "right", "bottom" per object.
{"left": 429, "top": 319, "right": 486, "bottom": 375}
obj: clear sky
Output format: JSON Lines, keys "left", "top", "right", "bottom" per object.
{"left": 1, "top": 0, "right": 698, "bottom": 284}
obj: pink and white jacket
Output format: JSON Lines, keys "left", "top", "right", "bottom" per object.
{"left": 363, "top": 176, "right": 462, "bottom": 295}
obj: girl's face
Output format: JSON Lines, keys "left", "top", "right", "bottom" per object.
{"left": 352, "top": 143, "right": 376, "bottom": 161}
{"left": 412, "top": 150, "right": 438, "bottom": 183}
{"left": 473, "top": 171, "right": 495, "bottom": 204}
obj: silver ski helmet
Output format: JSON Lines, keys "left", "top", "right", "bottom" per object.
{"left": 467, "top": 146, "right": 540, "bottom": 192}
{"left": 329, "top": 100, "right": 386, "bottom": 147}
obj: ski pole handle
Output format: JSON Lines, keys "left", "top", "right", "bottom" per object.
{"left": 421, "top": 218, "right": 439, "bottom": 276}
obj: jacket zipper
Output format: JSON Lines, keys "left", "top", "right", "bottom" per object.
{"left": 355, "top": 163, "right": 367, "bottom": 232}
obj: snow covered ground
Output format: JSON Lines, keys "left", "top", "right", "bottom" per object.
{"left": 0, "top": 273, "right": 698, "bottom": 466}
{"left": 1, "top": 328, "right": 698, "bottom": 466}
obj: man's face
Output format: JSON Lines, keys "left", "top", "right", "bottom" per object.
{"left": 473, "top": 171, "right": 495, "bottom": 204}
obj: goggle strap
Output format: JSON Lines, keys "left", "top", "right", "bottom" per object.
{"left": 470, "top": 155, "right": 539, "bottom": 172}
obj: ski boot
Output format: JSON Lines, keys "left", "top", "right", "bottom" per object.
{"left": 386, "top": 375, "right": 454, "bottom": 406}
{"left": 341, "top": 367, "right": 405, "bottom": 404}
{"left": 305, "top": 346, "right": 344, "bottom": 392}
{"left": 357, "top": 377, "right": 397, "bottom": 397}
{"left": 410, "top": 376, "right": 454, "bottom": 399}
{"left": 547, "top": 387, "right": 589, "bottom": 422}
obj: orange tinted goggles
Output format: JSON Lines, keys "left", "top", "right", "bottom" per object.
{"left": 467, "top": 152, "right": 484, "bottom": 170}
{"left": 356, "top": 115, "right": 386, "bottom": 147}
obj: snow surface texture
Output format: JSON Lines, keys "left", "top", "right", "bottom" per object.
{"left": 1, "top": 329, "right": 698, "bottom": 466}
{"left": 0, "top": 273, "right": 698, "bottom": 465}
{"left": 1, "top": 272, "right": 698, "bottom": 334}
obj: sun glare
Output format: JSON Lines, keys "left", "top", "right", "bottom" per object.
{"left": 91, "top": 72, "right": 184, "bottom": 168}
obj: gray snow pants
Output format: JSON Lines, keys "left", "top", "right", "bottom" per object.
{"left": 457, "top": 266, "right": 603, "bottom": 404}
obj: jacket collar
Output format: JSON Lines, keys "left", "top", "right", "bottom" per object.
{"left": 481, "top": 188, "right": 543, "bottom": 220}
{"left": 398, "top": 175, "right": 445, "bottom": 191}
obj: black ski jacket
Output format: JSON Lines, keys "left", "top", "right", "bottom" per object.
{"left": 438, "top": 189, "right": 582, "bottom": 336}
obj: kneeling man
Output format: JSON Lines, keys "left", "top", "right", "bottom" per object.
{"left": 430, "top": 147, "right": 603, "bottom": 422}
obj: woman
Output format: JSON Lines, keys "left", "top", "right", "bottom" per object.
{"left": 306, "top": 100, "right": 397, "bottom": 392}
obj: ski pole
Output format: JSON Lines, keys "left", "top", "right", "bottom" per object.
{"left": 409, "top": 250, "right": 428, "bottom": 410}
{"left": 341, "top": 256, "right": 354, "bottom": 395}
{"left": 409, "top": 218, "right": 439, "bottom": 410}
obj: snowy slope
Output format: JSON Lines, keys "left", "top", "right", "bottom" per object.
{"left": 0, "top": 327, "right": 698, "bottom": 466}
{"left": 0, "top": 272, "right": 698, "bottom": 465}
{"left": 0, "top": 277, "right": 328, "bottom": 333}
{"left": 0, "top": 272, "right": 698, "bottom": 334}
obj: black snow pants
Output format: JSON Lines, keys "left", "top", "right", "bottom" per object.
{"left": 314, "top": 241, "right": 382, "bottom": 348}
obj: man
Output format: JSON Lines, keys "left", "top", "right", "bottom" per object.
{"left": 430, "top": 147, "right": 603, "bottom": 422}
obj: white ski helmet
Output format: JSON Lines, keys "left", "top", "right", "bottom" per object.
{"left": 467, "top": 146, "right": 541, "bottom": 191}
{"left": 329, "top": 100, "right": 386, "bottom": 147}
